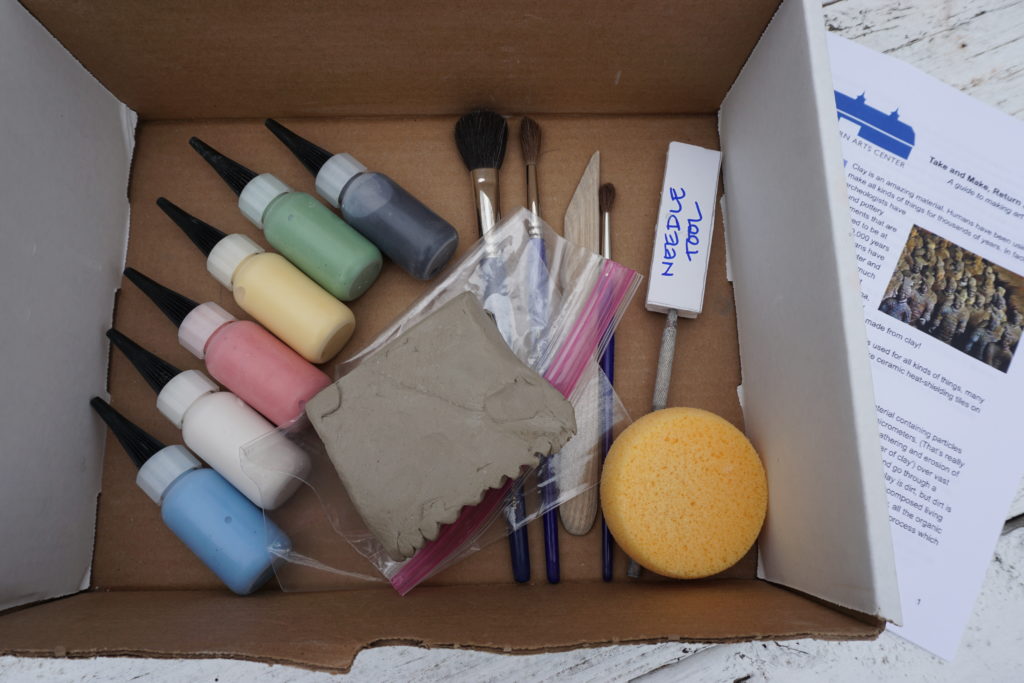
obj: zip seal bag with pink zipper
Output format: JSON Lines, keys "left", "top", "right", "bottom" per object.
{"left": 241, "top": 208, "right": 640, "bottom": 594}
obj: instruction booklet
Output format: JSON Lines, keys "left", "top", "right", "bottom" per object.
{"left": 829, "top": 34, "right": 1024, "bottom": 659}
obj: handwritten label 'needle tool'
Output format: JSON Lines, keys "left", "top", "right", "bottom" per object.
{"left": 627, "top": 142, "right": 722, "bottom": 579}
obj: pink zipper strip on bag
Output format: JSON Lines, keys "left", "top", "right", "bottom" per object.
{"left": 546, "top": 261, "right": 639, "bottom": 395}
{"left": 390, "top": 259, "right": 640, "bottom": 595}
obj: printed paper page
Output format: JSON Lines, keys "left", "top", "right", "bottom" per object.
{"left": 829, "top": 34, "right": 1024, "bottom": 659}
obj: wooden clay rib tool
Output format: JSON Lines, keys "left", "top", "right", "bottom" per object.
{"left": 520, "top": 116, "right": 560, "bottom": 584}
{"left": 454, "top": 110, "right": 533, "bottom": 583}
{"left": 559, "top": 151, "right": 602, "bottom": 536}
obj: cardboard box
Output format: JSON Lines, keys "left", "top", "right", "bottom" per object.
{"left": 0, "top": 0, "right": 900, "bottom": 672}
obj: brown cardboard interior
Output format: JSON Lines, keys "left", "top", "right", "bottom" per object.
{"left": 22, "top": 1, "right": 781, "bottom": 119}
{"left": 99, "top": 114, "right": 750, "bottom": 591}
{"left": 2, "top": 0, "right": 887, "bottom": 672}
{"left": 12, "top": 112, "right": 885, "bottom": 670}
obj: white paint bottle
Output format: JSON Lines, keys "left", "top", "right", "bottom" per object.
{"left": 107, "top": 329, "right": 310, "bottom": 510}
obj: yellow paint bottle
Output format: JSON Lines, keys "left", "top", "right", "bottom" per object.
{"left": 158, "top": 198, "right": 355, "bottom": 364}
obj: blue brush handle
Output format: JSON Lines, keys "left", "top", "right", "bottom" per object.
{"left": 482, "top": 251, "right": 532, "bottom": 583}
{"left": 540, "top": 456, "right": 560, "bottom": 583}
{"left": 600, "top": 335, "right": 615, "bottom": 581}
{"left": 528, "top": 234, "right": 559, "bottom": 583}
{"left": 507, "top": 484, "right": 531, "bottom": 583}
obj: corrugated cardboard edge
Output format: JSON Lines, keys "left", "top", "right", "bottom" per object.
{"left": 0, "top": 583, "right": 881, "bottom": 674}
{"left": 0, "top": 632, "right": 881, "bottom": 676}
{"left": 718, "top": 0, "right": 901, "bottom": 622}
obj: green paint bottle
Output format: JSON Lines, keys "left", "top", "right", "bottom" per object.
{"left": 190, "top": 137, "right": 382, "bottom": 302}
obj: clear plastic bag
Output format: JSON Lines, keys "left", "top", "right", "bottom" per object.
{"left": 241, "top": 208, "right": 641, "bottom": 594}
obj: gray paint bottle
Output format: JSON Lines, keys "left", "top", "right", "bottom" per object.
{"left": 266, "top": 119, "right": 459, "bottom": 281}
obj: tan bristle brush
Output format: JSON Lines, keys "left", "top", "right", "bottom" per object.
{"left": 520, "top": 116, "right": 561, "bottom": 583}
{"left": 520, "top": 116, "right": 541, "bottom": 224}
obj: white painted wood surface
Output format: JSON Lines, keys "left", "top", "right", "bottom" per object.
{"left": 2, "top": 1, "right": 1022, "bottom": 679}
{"left": 824, "top": 0, "right": 1024, "bottom": 119}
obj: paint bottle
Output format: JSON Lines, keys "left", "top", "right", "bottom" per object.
{"left": 89, "top": 397, "right": 290, "bottom": 595}
{"left": 157, "top": 198, "right": 355, "bottom": 364}
{"left": 265, "top": 119, "right": 459, "bottom": 281}
{"left": 124, "top": 268, "right": 331, "bottom": 427}
{"left": 189, "top": 137, "right": 382, "bottom": 302}
{"left": 107, "top": 329, "right": 310, "bottom": 511}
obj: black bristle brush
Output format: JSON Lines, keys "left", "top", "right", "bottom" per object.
{"left": 454, "top": 110, "right": 509, "bottom": 236}
{"left": 454, "top": 110, "right": 529, "bottom": 583}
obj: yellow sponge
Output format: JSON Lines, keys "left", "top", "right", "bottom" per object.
{"left": 601, "top": 407, "right": 767, "bottom": 578}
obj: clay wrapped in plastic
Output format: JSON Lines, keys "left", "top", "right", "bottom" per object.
{"left": 239, "top": 208, "right": 640, "bottom": 594}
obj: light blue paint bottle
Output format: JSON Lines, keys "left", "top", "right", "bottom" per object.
{"left": 90, "top": 397, "right": 291, "bottom": 595}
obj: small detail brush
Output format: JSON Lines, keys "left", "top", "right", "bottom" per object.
{"left": 456, "top": 110, "right": 529, "bottom": 583}
{"left": 520, "top": 117, "right": 541, "bottom": 223}
{"left": 455, "top": 110, "right": 509, "bottom": 236}
{"left": 598, "top": 183, "right": 617, "bottom": 582}
{"left": 520, "top": 116, "right": 559, "bottom": 584}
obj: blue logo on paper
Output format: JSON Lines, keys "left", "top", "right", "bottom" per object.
{"left": 835, "top": 90, "right": 915, "bottom": 159}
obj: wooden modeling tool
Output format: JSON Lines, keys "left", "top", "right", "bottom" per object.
{"left": 520, "top": 116, "right": 560, "bottom": 584}
{"left": 625, "top": 141, "right": 723, "bottom": 579}
{"left": 559, "top": 151, "right": 602, "bottom": 536}
{"left": 454, "top": 110, "right": 532, "bottom": 583}
{"left": 598, "top": 182, "right": 617, "bottom": 581}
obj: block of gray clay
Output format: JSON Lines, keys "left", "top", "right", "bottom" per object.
{"left": 305, "top": 291, "right": 577, "bottom": 561}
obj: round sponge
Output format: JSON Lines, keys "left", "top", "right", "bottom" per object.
{"left": 601, "top": 407, "right": 767, "bottom": 579}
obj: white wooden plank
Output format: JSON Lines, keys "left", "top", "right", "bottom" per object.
{"left": 824, "top": 0, "right": 1024, "bottom": 117}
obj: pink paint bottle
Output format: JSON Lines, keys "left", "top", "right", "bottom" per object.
{"left": 125, "top": 268, "right": 331, "bottom": 426}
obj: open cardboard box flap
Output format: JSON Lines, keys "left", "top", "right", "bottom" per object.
{"left": 0, "top": 0, "right": 899, "bottom": 671}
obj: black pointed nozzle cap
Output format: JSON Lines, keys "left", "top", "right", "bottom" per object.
{"left": 124, "top": 268, "right": 198, "bottom": 328}
{"left": 264, "top": 118, "right": 333, "bottom": 177}
{"left": 90, "top": 397, "right": 164, "bottom": 468}
{"left": 188, "top": 136, "right": 257, "bottom": 196}
{"left": 156, "top": 197, "right": 227, "bottom": 257}
{"left": 106, "top": 329, "right": 182, "bottom": 394}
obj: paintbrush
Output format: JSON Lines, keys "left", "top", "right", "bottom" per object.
{"left": 521, "top": 117, "right": 541, "bottom": 223}
{"left": 598, "top": 182, "right": 616, "bottom": 582}
{"left": 455, "top": 110, "right": 508, "bottom": 236}
{"left": 520, "top": 116, "right": 559, "bottom": 584}
{"left": 455, "top": 110, "right": 530, "bottom": 583}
